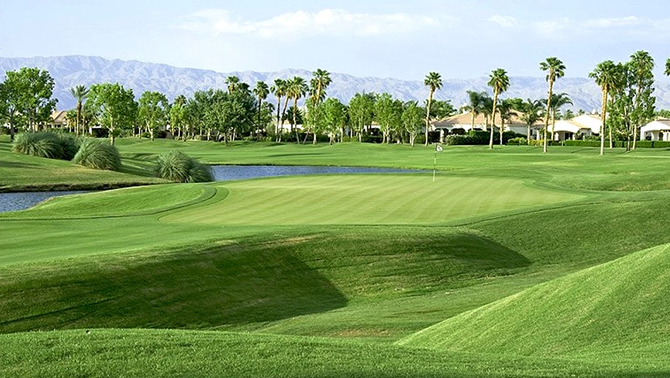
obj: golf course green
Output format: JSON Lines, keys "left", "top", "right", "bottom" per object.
{"left": 1, "top": 136, "right": 670, "bottom": 377}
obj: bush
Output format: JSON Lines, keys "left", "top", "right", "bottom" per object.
{"left": 72, "top": 139, "right": 122, "bottom": 171}
{"left": 13, "top": 132, "right": 80, "bottom": 160}
{"left": 155, "top": 151, "right": 213, "bottom": 183}
{"left": 507, "top": 137, "right": 527, "bottom": 145}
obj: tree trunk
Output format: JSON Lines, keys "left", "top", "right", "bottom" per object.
{"left": 471, "top": 111, "right": 475, "bottom": 131}
{"left": 527, "top": 125, "right": 531, "bottom": 145}
{"left": 499, "top": 118, "right": 504, "bottom": 146}
{"left": 425, "top": 90, "right": 434, "bottom": 146}
{"left": 543, "top": 79, "right": 554, "bottom": 153}
{"left": 600, "top": 88, "right": 608, "bottom": 156}
{"left": 489, "top": 91, "right": 498, "bottom": 149}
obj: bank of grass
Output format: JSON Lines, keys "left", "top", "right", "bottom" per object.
{"left": 0, "top": 136, "right": 165, "bottom": 192}
{"left": 399, "top": 243, "right": 670, "bottom": 363}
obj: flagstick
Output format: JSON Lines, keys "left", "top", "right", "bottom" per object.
{"left": 433, "top": 150, "right": 437, "bottom": 183}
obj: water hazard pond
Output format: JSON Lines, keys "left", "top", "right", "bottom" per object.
{"left": 0, "top": 165, "right": 421, "bottom": 213}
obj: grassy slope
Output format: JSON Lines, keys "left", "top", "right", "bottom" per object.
{"left": 2, "top": 329, "right": 659, "bottom": 378}
{"left": 398, "top": 243, "right": 670, "bottom": 364}
{"left": 0, "top": 137, "right": 165, "bottom": 191}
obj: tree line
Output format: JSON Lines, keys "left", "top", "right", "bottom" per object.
{"left": 1, "top": 54, "right": 668, "bottom": 153}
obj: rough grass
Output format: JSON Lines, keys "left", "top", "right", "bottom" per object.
{"left": 12, "top": 132, "right": 80, "bottom": 160}
{"left": 398, "top": 243, "right": 670, "bottom": 363}
{"left": 72, "top": 139, "right": 122, "bottom": 171}
{"left": 155, "top": 150, "right": 213, "bottom": 183}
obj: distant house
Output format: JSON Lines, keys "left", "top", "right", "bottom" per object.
{"left": 550, "top": 114, "right": 602, "bottom": 141}
{"left": 640, "top": 119, "right": 670, "bottom": 141}
{"left": 49, "top": 110, "right": 70, "bottom": 129}
{"left": 431, "top": 111, "right": 543, "bottom": 138}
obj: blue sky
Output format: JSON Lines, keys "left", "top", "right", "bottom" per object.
{"left": 1, "top": 0, "right": 668, "bottom": 80}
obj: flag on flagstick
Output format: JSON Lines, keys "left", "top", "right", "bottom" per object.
{"left": 433, "top": 144, "right": 443, "bottom": 182}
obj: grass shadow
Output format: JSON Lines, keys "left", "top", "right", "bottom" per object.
{"left": 0, "top": 237, "right": 348, "bottom": 332}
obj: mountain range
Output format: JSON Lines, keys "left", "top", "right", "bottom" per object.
{"left": 1, "top": 55, "right": 668, "bottom": 113}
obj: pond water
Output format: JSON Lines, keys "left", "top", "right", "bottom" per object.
{"left": 0, "top": 191, "right": 88, "bottom": 213}
{"left": 0, "top": 166, "right": 421, "bottom": 213}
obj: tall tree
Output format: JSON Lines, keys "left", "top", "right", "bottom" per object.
{"left": 270, "top": 79, "right": 287, "bottom": 141}
{"left": 665, "top": 58, "right": 670, "bottom": 76}
{"left": 170, "top": 95, "right": 187, "bottom": 140}
{"left": 487, "top": 68, "right": 510, "bottom": 149}
{"left": 374, "top": 93, "right": 402, "bottom": 144}
{"left": 138, "top": 91, "right": 169, "bottom": 141}
{"left": 539, "top": 57, "right": 566, "bottom": 153}
{"left": 253, "top": 81, "right": 270, "bottom": 140}
{"left": 87, "top": 83, "right": 138, "bottom": 145}
{"left": 464, "top": 91, "right": 486, "bottom": 131}
{"left": 589, "top": 60, "right": 619, "bottom": 156}
{"left": 287, "top": 76, "right": 308, "bottom": 142}
{"left": 69, "top": 85, "right": 89, "bottom": 136}
{"left": 629, "top": 51, "right": 656, "bottom": 150}
{"left": 225, "top": 75, "right": 241, "bottom": 93}
{"left": 423, "top": 72, "right": 442, "bottom": 146}
{"left": 497, "top": 98, "right": 517, "bottom": 145}
{"left": 540, "top": 92, "right": 572, "bottom": 141}
{"left": 402, "top": 101, "right": 424, "bottom": 147}
{"left": 515, "top": 98, "right": 544, "bottom": 144}
{"left": 310, "top": 68, "right": 332, "bottom": 104}
{"left": 348, "top": 92, "right": 375, "bottom": 142}
{"left": 0, "top": 67, "right": 58, "bottom": 138}
{"left": 322, "top": 97, "right": 347, "bottom": 144}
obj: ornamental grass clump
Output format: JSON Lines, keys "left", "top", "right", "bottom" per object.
{"left": 12, "top": 132, "right": 80, "bottom": 160}
{"left": 72, "top": 139, "right": 122, "bottom": 171}
{"left": 155, "top": 151, "right": 213, "bottom": 183}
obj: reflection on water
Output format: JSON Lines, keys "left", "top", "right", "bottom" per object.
{"left": 0, "top": 191, "right": 87, "bottom": 213}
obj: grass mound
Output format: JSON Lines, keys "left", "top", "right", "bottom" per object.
{"left": 12, "top": 132, "right": 80, "bottom": 160}
{"left": 155, "top": 150, "right": 213, "bottom": 183}
{"left": 72, "top": 139, "right": 122, "bottom": 171}
{"left": 398, "top": 243, "right": 670, "bottom": 361}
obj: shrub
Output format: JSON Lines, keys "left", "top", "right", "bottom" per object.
{"left": 13, "top": 132, "right": 80, "bottom": 160}
{"left": 507, "top": 137, "right": 527, "bottom": 145}
{"left": 72, "top": 139, "right": 122, "bottom": 171}
{"left": 155, "top": 151, "right": 213, "bottom": 183}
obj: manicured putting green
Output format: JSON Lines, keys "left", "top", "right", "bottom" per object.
{"left": 162, "top": 174, "right": 584, "bottom": 225}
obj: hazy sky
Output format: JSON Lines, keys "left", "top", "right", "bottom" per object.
{"left": 1, "top": 0, "right": 668, "bottom": 80}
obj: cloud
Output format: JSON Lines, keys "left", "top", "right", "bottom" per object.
{"left": 487, "top": 15, "right": 518, "bottom": 28}
{"left": 178, "top": 8, "right": 445, "bottom": 38}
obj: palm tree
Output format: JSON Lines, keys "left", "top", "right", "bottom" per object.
{"left": 541, "top": 92, "right": 572, "bottom": 141}
{"left": 539, "top": 57, "right": 566, "bottom": 153}
{"left": 464, "top": 91, "right": 486, "bottom": 131}
{"left": 487, "top": 68, "right": 510, "bottom": 149}
{"left": 253, "top": 81, "right": 270, "bottom": 140}
{"left": 424, "top": 72, "right": 442, "bottom": 146}
{"left": 516, "top": 99, "right": 544, "bottom": 144}
{"left": 271, "top": 79, "right": 288, "bottom": 142}
{"left": 69, "top": 85, "right": 89, "bottom": 136}
{"left": 310, "top": 68, "right": 332, "bottom": 104}
{"left": 287, "top": 76, "right": 308, "bottom": 142}
{"left": 497, "top": 98, "right": 517, "bottom": 145}
{"left": 589, "top": 60, "right": 618, "bottom": 156}
{"left": 225, "top": 75, "right": 240, "bottom": 93}
{"left": 630, "top": 51, "right": 654, "bottom": 149}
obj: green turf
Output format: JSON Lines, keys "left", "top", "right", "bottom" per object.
{"left": 2, "top": 136, "right": 670, "bottom": 376}
{"left": 398, "top": 243, "right": 670, "bottom": 363}
{"left": 6, "top": 329, "right": 657, "bottom": 378}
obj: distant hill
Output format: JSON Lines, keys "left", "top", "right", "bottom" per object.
{"left": 1, "top": 55, "right": 669, "bottom": 112}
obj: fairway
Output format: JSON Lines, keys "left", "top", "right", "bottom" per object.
{"left": 162, "top": 175, "right": 584, "bottom": 225}
{"left": 2, "top": 139, "right": 670, "bottom": 377}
